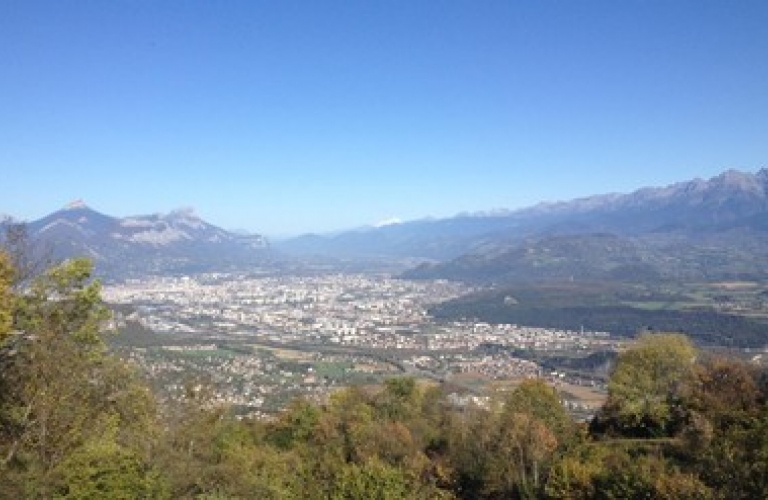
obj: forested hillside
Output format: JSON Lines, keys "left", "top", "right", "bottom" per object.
{"left": 1, "top": 254, "right": 767, "bottom": 498}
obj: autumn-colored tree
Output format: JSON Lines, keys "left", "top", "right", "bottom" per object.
{"left": 673, "top": 357, "right": 768, "bottom": 498}
{"left": 502, "top": 379, "right": 574, "bottom": 447}
{"left": 447, "top": 380, "right": 573, "bottom": 498}
{"left": 686, "top": 356, "right": 762, "bottom": 421}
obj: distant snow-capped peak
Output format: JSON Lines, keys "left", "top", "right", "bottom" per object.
{"left": 64, "top": 199, "right": 89, "bottom": 210}
{"left": 374, "top": 217, "right": 402, "bottom": 228}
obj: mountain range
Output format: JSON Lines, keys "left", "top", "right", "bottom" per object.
{"left": 14, "top": 201, "right": 269, "bottom": 278}
{"left": 4, "top": 167, "right": 768, "bottom": 282}
{"left": 280, "top": 168, "right": 768, "bottom": 283}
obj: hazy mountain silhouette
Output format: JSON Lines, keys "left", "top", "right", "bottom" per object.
{"left": 277, "top": 168, "right": 768, "bottom": 283}
{"left": 27, "top": 202, "right": 270, "bottom": 278}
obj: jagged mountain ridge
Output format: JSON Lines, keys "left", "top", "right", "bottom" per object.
{"left": 279, "top": 168, "right": 768, "bottom": 263}
{"left": 26, "top": 202, "right": 269, "bottom": 278}
{"left": 403, "top": 169, "right": 768, "bottom": 284}
{"left": 9, "top": 167, "right": 768, "bottom": 280}
{"left": 513, "top": 168, "right": 768, "bottom": 233}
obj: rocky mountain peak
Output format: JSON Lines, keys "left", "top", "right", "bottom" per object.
{"left": 63, "top": 199, "right": 89, "bottom": 211}
{"left": 710, "top": 169, "right": 765, "bottom": 194}
{"left": 24, "top": 205, "right": 270, "bottom": 278}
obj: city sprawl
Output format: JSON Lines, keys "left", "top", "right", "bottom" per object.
{"left": 104, "top": 273, "right": 616, "bottom": 417}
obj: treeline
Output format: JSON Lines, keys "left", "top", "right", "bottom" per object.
{"left": 432, "top": 290, "right": 768, "bottom": 347}
{"left": 2, "top": 256, "right": 768, "bottom": 498}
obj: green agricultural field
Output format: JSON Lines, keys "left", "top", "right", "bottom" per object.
{"left": 312, "top": 361, "right": 353, "bottom": 379}
{"left": 173, "top": 347, "right": 240, "bottom": 359}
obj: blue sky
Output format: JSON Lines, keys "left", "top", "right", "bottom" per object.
{"left": 1, "top": 1, "right": 766, "bottom": 236}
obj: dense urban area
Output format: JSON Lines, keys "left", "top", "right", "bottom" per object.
{"left": 104, "top": 273, "right": 615, "bottom": 417}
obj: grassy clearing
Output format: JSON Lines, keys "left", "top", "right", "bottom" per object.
{"left": 353, "top": 362, "right": 398, "bottom": 373}
{"left": 173, "top": 348, "right": 240, "bottom": 359}
{"left": 557, "top": 382, "right": 607, "bottom": 407}
{"left": 251, "top": 345, "right": 315, "bottom": 361}
{"left": 313, "top": 361, "right": 353, "bottom": 378}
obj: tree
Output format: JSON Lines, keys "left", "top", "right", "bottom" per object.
{"left": 686, "top": 356, "right": 762, "bottom": 422}
{"left": 0, "top": 219, "right": 52, "bottom": 290}
{"left": 676, "top": 357, "right": 768, "bottom": 498}
{"left": 51, "top": 417, "right": 168, "bottom": 499}
{"left": 485, "top": 379, "right": 573, "bottom": 495}
{"left": 594, "top": 333, "right": 696, "bottom": 437}
{"left": 446, "top": 380, "right": 573, "bottom": 498}
{"left": 0, "top": 258, "right": 162, "bottom": 497}
{"left": 1, "top": 259, "right": 108, "bottom": 471}
{"left": 375, "top": 377, "right": 420, "bottom": 421}
{"left": 328, "top": 460, "right": 427, "bottom": 500}
{"left": 544, "top": 443, "right": 606, "bottom": 500}
{"left": 591, "top": 451, "right": 712, "bottom": 500}
{"left": 267, "top": 398, "right": 321, "bottom": 450}
{"left": 502, "top": 379, "right": 573, "bottom": 446}
{"left": 0, "top": 251, "right": 13, "bottom": 343}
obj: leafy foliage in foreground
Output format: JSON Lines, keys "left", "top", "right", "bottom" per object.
{"left": 1, "top": 254, "right": 767, "bottom": 498}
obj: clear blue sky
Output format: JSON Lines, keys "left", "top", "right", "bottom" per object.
{"left": 1, "top": 1, "right": 767, "bottom": 236}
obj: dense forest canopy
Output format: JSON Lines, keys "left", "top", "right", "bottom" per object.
{"left": 1, "top": 252, "right": 767, "bottom": 498}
